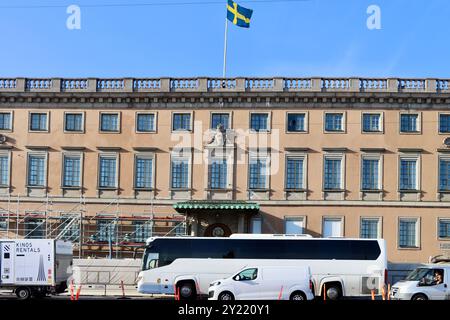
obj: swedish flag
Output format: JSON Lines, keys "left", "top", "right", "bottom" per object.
{"left": 227, "top": 0, "right": 253, "bottom": 28}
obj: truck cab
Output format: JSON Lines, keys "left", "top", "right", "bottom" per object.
{"left": 391, "top": 264, "right": 450, "bottom": 300}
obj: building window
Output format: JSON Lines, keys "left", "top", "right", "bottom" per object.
{"left": 29, "top": 113, "right": 48, "bottom": 131}
{"left": 133, "top": 221, "right": 152, "bottom": 242}
{"left": 362, "top": 158, "right": 380, "bottom": 190}
{"left": 439, "top": 157, "right": 450, "bottom": 191}
{"left": 325, "top": 113, "right": 344, "bottom": 132}
{"left": 250, "top": 113, "right": 269, "bottom": 132}
{"left": 135, "top": 156, "right": 153, "bottom": 189}
{"left": 0, "top": 112, "right": 12, "bottom": 130}
{"left": 171, "top": 158, "right": 189, "bottom": 189}
{"left": 399, "top": 218, "right": 419, "bottom": 248}
{"left": 399, "top": 157, "right": 418, "bottom": 191}
{"left": 65, "top": 113, "right": 83, "bottom": 132}
{"left": 249, "top": 158, "right": 268, "bottom": 189}
{"left": 136, "top": 113, "right": 155, "bottom": 132}
{"left": 285, "top": 217, "right": 304, "bottom": 235}
{"left": 323, "top": 218, "right": 343, "bottom": 237}
{"left": 97, "top": 220, "right": 116, "bottom": 242}
{"left": 99, "top": 155, "right": 117, "bottom": 189}
{"left": 172, "top": 113, "right": 191, "bottom": 131}
{"left": 63, "top": 155, "right": 82, "bottom": 188}
{"left": 287, "top": 113, "right": 306, "bottom": 132}
{"left": 438, "top": 219, "right": 450, "bottom": 239}
{"left": 100, "top": 113, "right": 119, "bottom": 132}
{"left": 324, "top": 157, "right": 343, "bottom": 190}
{"left": 208, "top": 159, "right": 227, "bottom": 189}
{"left": 59, "top": 215, "right": 80, "bottom": 242}
{"left": 360, "top": 218, "right": 380, "bottom": 239}
{"left": 250, "top": 217, "right": 262, "bottom": 234}
{"left": 362, "top": 113, "right": 382, "bottom": 132}
{"left": 24, "top": 218, "right": 45, "bottom": 239}
{"left": 400, "top": 114, "right": 419, "bottom": 133}
{"left": 211, "top": 113, "right": 230, "bottom": 129}
{"left": 285, "top": 157, "right": 304, "bottom": 190}
{"left": 439, "top": 114, "right": 450, "bottom": 133}
{"left": 27, "top": 154, "right": 46, "bottom": 187}
{"left": 0, "top": 154, "right": 9, "bottom": 186}
{"left": 0, "top": 216, "right": 6, "bottom": 231}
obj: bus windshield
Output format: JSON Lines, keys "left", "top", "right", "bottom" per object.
{"left": 142, "top": 247, "right": 159, "bottom": 270}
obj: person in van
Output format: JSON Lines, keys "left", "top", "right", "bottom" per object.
{"left": 433, "top": 270, "right": 444, "bottom": 285}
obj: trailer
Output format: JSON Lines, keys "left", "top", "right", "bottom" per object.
{"left": 0, "top": 239, "right": 73, "bottom": 299}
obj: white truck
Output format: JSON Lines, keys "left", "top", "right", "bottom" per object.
{"left": 0, "top": 239, "right": 73, "bottom": 299}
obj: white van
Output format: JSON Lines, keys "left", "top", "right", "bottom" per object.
{"left": 391, "top": 264, "right": 450, "bottom": 300}
{"left": 208, "top": 266, "right": 315, "bottom": 301}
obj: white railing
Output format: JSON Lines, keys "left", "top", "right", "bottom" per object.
{"left": 246, "top": 78, "right": 274, "bottom": 90}
{"left": 0, "top": 77, "right": 447, "bottom": 93}
{"left": 62, "top": 79, "right": 89, "bottom": 90}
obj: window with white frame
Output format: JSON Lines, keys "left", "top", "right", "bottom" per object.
{"left": 211, "top": 113, "right": 230, "bottom": 129}
{"left": 438, "top": 218, "right": 450, "bottom": 239}
{"left": 208, "top": 158, "right": 227, "bottom": 189}
{"left": 323, "top": 154, "right": 344, "bottom": 190}
{"left": 97, "top": 219, "right": 116, "bottom": 242}
{"left": 360, "top": 218, "right": 381, "bottom": 239}
{"left": 323, "top": 217, "right": 343, "bottom": 237}
{"left": 362, "top": 113, "right": 382, "bottom": 132}
{"left": 361, "top": 155, "right": 381, "bottom": 191}
{"left": 0, "top": 112, "right": 12, "bottom": 131}
{"left": 287, "top": 113, "right": 306, "bottom": 132}
{"left": 171, "top": 152, "right": 190, "bottom": 189}
{"left": 24, "top": 217, "right": 45, "bottom": 239}
{"left": 64, "top": 113, "right": 84, "bottom": 132}
{"left": 100, "top": 113, "right": 120, "bottom": 132}
{"left": 0, "top": 216, "right": 6, "bottom": 230}
{"left": 250, "top": 217, "right": 262, "bottom": 234}
{"left": 62, "top": 153, "right": 82, "bottom": 188}
{"left": 29, "top": 112, "right": 48, "bottom": 132}
{"left": 250, "top": 113, "right": 269, "bottom": 132}
{"left": 399, "top": 218, "right": 419, "bottom": 248}
{"left": 285, "top": 155, "right": 305, "bottom": 190}
{"left": 0, "top": 152, "right": 10, "bottom": 187}
{"left": 135, "top": 154, "right": 154, "bottom": 189}
{"left": 133, "top": 220, "right": 152, "bottom": 242}
{"left": 27, "top": 153, "right": 47, "bottom": 187}
{"left": 439, "top": 155, "right": 450, "bottom": 191}
{"left": 172, "top": 113, "right": 192, "bottom": 131}
{"left": 439, "top": 114, "right": 450, "bottom": 133}
{"left": 324, "top": 113, "right": 344, "bottom": 132}
{"left": 400, "top": 113, "right": 420, "bottom": 133}
{"left": 249, "top": 155, "right": 269, "bottom": 190}
{"left": 136, "top": 113, "right": 156, "bottom": 132}
{"left": 98, "top": 154, "right": 118, "bottom": 189}
{"left": 399, "top": 155, "right": 419, "bottom": 191}
{"left": 285, "top": 217, "right": 304, "bottom": 234}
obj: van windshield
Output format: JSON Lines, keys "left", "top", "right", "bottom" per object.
{"left": 405, "top": 268, "right": 431, "bottom": 281}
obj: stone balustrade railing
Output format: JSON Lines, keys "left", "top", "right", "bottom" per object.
{"left": 0, "top": 77, "right": 448, "bottom": 94}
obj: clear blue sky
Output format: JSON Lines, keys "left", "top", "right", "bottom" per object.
{"left": 0, "top": 0, "right": 449, "bottom": 77}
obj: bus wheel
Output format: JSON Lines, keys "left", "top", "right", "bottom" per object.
{"left": 177, "top": 282, "right": 196, "bottom": 300}
{"left": 15, "top": 287, "right": 31, "bottom": 300}
{"left": 290, "top": 291, "right": 306, "bottom": 301}
{"left": 325, "top": 285, "right": 341, "bottom": 300}
{"left": 412, "top": 294, "right": 428, "bottom": 301}
{"left": 218, "top": 291, "right": 234, "bottom": 301}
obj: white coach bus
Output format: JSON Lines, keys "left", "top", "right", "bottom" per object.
{"left": 136, "top": 234, "right": 387, "bottom": 300}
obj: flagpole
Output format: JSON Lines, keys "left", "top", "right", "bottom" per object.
{"left": 222, "top": 17, "right": 228, "bottom": 78}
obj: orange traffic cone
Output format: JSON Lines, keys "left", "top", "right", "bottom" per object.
{"left": 371, "top": 289, "right": 375, "bottom": 300}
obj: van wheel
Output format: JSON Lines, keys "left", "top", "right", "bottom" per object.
{"left": 325, "top": 285, "right": 341, "bottom": 300}
{"left": 15, "top": 287, "right": 31, "bottom": 300}
{"left": 290, "top": 291, "right": 306, "bottom": 301}
{"left": 218, "top": 291, "right": 234, "bottom": 301}
{"left": 412, "top": 294, "right": 428, "bottom": 301}
{"left": 177, "top": 282, "right": 196, "bottom": 300}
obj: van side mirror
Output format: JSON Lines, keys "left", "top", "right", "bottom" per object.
{"left": 233, "top": 275, "right": 241, "bottom": 281}
{"left": 418, "top": 278, "right": 426, "bottom": 286}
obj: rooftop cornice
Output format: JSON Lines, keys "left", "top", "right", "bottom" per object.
{"left": 0, "top": 77, "right": 448, "bottom": 95}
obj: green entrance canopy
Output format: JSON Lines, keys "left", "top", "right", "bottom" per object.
{"left": 173, "top": 200, "right": 259, "bottom": 213}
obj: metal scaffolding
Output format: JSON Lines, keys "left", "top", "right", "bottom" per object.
{"left": 0, "top": 195, "right": 187, "bottom": 259}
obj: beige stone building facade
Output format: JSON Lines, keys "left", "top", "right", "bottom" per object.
{"left": 0, "top": 77, "right": 449, "bottom": 266}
